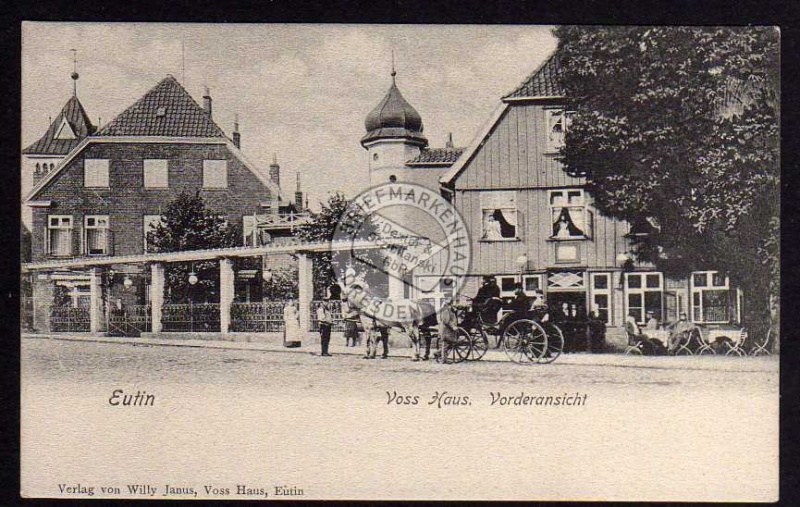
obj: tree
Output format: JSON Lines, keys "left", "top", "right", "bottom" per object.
{"left": 295, "top": 192, "right": 380, "bottom": 298}
{"left": 146, "top": 191, "right": 240, "bottom": 302}
{"left": 553, "top": 26, "right": 779, "bottom": 329}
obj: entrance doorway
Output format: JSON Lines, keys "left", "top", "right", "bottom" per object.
{"left": 547, "top": 291, "right": 588, "bottom": 352}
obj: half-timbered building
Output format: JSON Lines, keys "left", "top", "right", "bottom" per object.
{"left": 439, "top": 55, "right": 743, "bottom": 350}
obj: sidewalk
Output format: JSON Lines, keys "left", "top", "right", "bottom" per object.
{"left": 21, "top": 332, "right": 778, "bottom": 373}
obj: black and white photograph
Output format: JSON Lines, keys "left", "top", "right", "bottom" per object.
{"left": 20, "top": 23, "right": 779, "bottom": 501}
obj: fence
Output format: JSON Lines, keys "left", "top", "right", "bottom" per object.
{"left": 50, "top": 306, "right": 90, "bottom": 332}
{"left": 108, "top": 305, "right": 152, "bottom": 336}
{"left": 161, "top": 303, "right": 221, "bottom": 332}
{"left": 309, "top": 300, "right": 346, "bottom": 332}
{"left": 230, "top": 302, "right": 287, "bottom": 332}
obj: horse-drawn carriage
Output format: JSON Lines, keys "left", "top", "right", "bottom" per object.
{"left": 418, "top": 297, "right": 565, "bottom": 364}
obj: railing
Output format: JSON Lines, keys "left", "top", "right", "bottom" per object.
{"left": 161, "top": 303, "right": 221, "bottom": 332}
{"left": 108, "top": 305, "right": 151, "bottom": 336}
{"left": 51, "top": 306, "right": 90, "bottom": 332}
{"left": 310, "top": 300, "right": 346, "bottom": 332}
{"left": 230, "top": 302, "right": 287, "bottom": 332}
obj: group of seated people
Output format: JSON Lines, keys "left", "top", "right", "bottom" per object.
{"left": 625, "top": 310, "right": 698, "bottom": 355}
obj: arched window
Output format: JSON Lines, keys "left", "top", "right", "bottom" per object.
{"left": 50, "top": 163, "right": 55, "bottom": 171}
{"left": 35, "top": 163, "right": 40, "bottom": 174}
{"left": 389, "top": 175, "right": 397, "bottom": 183}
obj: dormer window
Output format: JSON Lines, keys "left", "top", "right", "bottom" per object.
{"left": 545, "top": 108, "right": 573, "bottom": 152}
{"left": 54, "top": 118, "right": 77, "bottom": 140}
{"left": 156, "top": 106, "right": 167, "bottom": 117}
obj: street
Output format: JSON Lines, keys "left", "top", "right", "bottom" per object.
{"left": 21, "top": 336, "right": 778, "bottom": 501}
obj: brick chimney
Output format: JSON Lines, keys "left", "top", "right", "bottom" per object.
{"left": 445, "top": 132, "right": 454, "bottom": 149}
{"left": 232, "top": 114, "right": 241, "bottom": 149}
{"left": 269, "top": 153, "right": 280, "bottom": 188}
{"left": 295, "top": 173, "right": 304, "bottom": 212}
{"left": 203, "top": 86, "right": 212, "bottom": 117}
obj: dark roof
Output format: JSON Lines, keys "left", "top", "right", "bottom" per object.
{"left": 503, "top": 54, "right": 564, "bottom": 100}
{"left": 22, "top": 95, "right": 95, "bottom": 155}
{"left": 97, "top": 75, "right": 226, "bottom": 137}
{"left": 362, "top": 74, "right": 428, "bottom": 148}
{"left": 406, "top": 147, "right": 465, "bottom": 166}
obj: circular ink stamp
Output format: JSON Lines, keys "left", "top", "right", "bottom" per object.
{"left": 332, "top": 182, "right": 471, "bottom": 322}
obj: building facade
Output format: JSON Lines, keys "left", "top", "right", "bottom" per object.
{"left": 24, "top": 75, "right": 306, "bottom": 330}
{"left": 439, "top": 55, "right": 743, "bottom": 349}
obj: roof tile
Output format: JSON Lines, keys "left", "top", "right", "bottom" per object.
{"left": 96, "top": 76, "right": 226, "bottom": 137}
{"left": 22, "top": 95, "right": 95, "bottom": 155}
{"left": 503, "top": 54, "right": 564, "bottom": 100}
{"left": 406, "top": 147, "right": 465, "bottom": 166}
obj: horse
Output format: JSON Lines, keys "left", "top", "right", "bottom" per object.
{"left": 345, "top": 285, "right": 428, "bottom": 360}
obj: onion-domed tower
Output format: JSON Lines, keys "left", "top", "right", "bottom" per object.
{"left": 361, "top": 69, "right": 428, "bottom": 185}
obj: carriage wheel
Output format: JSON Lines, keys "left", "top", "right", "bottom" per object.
{"left": 442, "top": 329, "right": 471, "bottom": 364}
{"left": 536, "top": 324, "right": 564, "bottom": 364}
{"left": 503, "top": 319, "right": 547, "bottom": 364}
{"left": 465, "top": 326, "right": 489, "bottom": 361}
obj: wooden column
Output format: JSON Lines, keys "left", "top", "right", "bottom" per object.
{"left": 297, "top": 253, "right": 313, "bottom": 332}
{"left": 89, "top": 267, "right": 103, "bottom": 333}
{"left": 150, "top": 263, "right": 165, "bottom": 333}
{"left": 219, "top": 258, "right": 235, "bottom": 333}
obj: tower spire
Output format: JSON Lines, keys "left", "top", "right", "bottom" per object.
{"left": 70, "top": 49, "right": 79, "bottom": 97}
{"left": 391, "top": 49, "right": 396, "bottom": 84}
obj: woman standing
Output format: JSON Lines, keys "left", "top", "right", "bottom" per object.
{"left": 283, "top": 299, "right": 300, "bottom": 347}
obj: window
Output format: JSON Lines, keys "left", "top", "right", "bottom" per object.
{"left": 143, "top": 215, "right": 164, "bottom": 252}
{"left": 481, "top": 191, "right": 518, "bottom": 240}
{"left": 203, "top": 160, "right": 227, "bottom": 188}
{"left": 691, "top": 271, "right": 733, "bottom": 323}
{"left": 625, "top": 272, "right": 663, "bottom": 324}
{"left": 83, "top": 215, "right": 109, "bottom": 255}
{"left": 545, "top": 109, "right": 573, "bottom": 152}
{"left": 143, "top": 159, "right": 168, "bottom": 188}
{"left": 549, "top": 189, "right": 591, "bottom": 239}
{"left": 47, "top": 215, "right": 73, "bottom": 257}
{"left": 496, "top": 274, "right": 542, "bottom": 297}
{"left": 84, "top": 159, "right": 109, "bottom": 187}
{"left": 590, "top": 273, "right": 612, "bottom": 323}
{"left": 55, "top": 118, "right": 77, "bottom": 140}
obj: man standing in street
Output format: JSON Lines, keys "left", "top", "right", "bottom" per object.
{"left": 317, "top": 298, "right": 333, "bottom": 357}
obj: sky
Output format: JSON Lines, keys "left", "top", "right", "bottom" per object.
{"left": 21, "top": 23, "right": 556, "bottom": 209}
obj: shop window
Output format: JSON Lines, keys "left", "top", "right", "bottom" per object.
{"left": 590, "top": 273, "right": 611, "bottom": 323}
{"left": 625, "top": 272, "right": 663, "bottom": 324}
{"left": 496, "top": 274, "right": 542, "bottom": 297}
{"left": 691, "top": 271, "right": 734, "bottom": 323}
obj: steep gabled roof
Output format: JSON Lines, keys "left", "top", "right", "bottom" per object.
{"left": 503, "top": 54, "right": 564, "bottom": 100}
{"left": 406, "top": 147, "right": 465, "bottom": 167}
{"left": 22, "top": 95, "right": 95, "bottom": 155}
{"left": 96, "top": 75, "right": 226, "bottom": 137}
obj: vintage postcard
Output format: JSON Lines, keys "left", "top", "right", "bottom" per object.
{"left": 20, "top": 23, "right": 779, "bottom": 501}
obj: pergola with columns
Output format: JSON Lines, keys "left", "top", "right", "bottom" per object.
{"left": 22, "top": 238, "right": 406, "bottom": 334}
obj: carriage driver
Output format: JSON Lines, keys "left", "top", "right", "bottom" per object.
{"left": 473, "top": 275, "right": 501, "bottom": 324}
